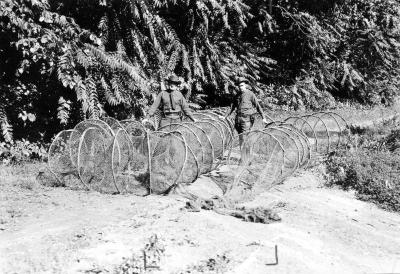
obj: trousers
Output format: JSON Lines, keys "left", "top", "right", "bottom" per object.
{"left": 234, "top": 113, "right": 256, "bottom": 134}
{"left": 235, "top": 114, "right": 257, "bottom": 164}
{"left": 158, "top": 116, "right": 181, "bottom": 130}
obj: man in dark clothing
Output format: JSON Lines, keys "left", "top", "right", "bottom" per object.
{"left": 145, "top": 74, "right": 196, "bottom": 129}
{"left": 225, "top": 77, "right": 269, "bottom": 147}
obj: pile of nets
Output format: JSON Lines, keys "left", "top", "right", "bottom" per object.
{"left": 48, "top": 110, "right": 349, "bottom": 195}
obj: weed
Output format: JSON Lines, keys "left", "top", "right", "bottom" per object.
{"left": 113, "top": 234, "right": 165, "bottom": 274}
{"left": 325, "top": 123, "right": 400, "bottom": 211}
{"left": 382, "top": 128, "right": 400, "bottom": 152}
{"left": 14, "top": 178, "right": 36, "bottom": 190}
{"left": 174, "top": 253, "right": 231, "bottom": 274}
{"left": 0, "top": 140, "right": 47, "bottom": 164}
{"left": 115, "top": 255, "right": 143, "bottom": 274}
{"left": 6, "top": 208, "right": 22, "bottom": 218}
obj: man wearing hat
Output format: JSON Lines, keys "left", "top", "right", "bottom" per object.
{"left": 225, "top": 77, "right": 269, "bottom": 147}
{"left": 146, "top": 74, "right": 196, "bottom": 128}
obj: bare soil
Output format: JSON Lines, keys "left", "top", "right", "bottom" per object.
{"left": 1, "top": 163, "right": 400, "bottom": 274}
{"left": 3, "top": 103, "right": 400, "bottom": 273}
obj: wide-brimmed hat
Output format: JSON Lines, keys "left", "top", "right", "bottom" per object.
{"left": 165, "top": 74, "right": 181, "bottom": 84}
{"left": 235, "top": 76, "right": 249, "bottom": 85}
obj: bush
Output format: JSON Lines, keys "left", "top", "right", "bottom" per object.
{"left": 0, "top": 140, "right": 47, "bottom": 164}
{"left": 325, "top": 128, "right": 400, "bottom": 212}
{"left": 382, "top": 128, "right": 400, "bottom": 152}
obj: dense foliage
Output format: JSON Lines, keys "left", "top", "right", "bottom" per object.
{"left": 326, "top": 149, "right": 400, "bottom": 212}
{"left": 0, "top": 140, "right": 47, "bottom": 164}
{"left": 325, "top": 117, "right": 400, "bottom": 212}
{"left": 1, "top": 0, "right": 400, "bottom": 142}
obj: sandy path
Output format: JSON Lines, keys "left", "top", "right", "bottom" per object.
{"left": 1, "top": 169, "right": 400, "bottom": 273}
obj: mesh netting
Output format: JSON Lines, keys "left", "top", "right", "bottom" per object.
{"left": 231, "top": 130, "right": 286, "bottom": 198}
{"left": 48, "top": 110, "right": 350, "bottom": 196}
{"left": 284, "top": 111, "right": 350, "bottom": 163}
{"left": 77, "top": 126, "right": 110, "bottom": 191}
{"left": 48, "top": 129, "right": 80, "bottom": 187}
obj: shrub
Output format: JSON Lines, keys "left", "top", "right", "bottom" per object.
{"left": 0, "top": 140, "right": 47, "bottom": 164}
{"left": 325, "top": 128, "right": 400, "bottom": 212}
{"left": 382, "top": 128, "right": 400, "bottom": 152}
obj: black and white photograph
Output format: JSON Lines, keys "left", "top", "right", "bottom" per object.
{"left": 1, "top": 0, "right": 400, "bottom": 273}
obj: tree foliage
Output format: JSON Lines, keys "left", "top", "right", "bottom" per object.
{"left": 257, "top": 0, "right": 400, "bottom": 109}
{"left": 0, "top": 0, "right": 149, "bottom": 141}
{"left": 1, "top": 0, "right": 400, "bottom": 142}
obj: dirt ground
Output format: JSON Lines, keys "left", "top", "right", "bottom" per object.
{"left": 1, "top": 162, "right": 400, "bottom": 274}
{"left": 2, "top": 103, "right": 400, "bottom": 273}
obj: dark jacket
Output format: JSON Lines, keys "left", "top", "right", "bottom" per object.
{"left": 148, "top": 90, "right": 195, "bottom": 121}
{"left": 226, "top": 90, "right": 265, "bottom": 119}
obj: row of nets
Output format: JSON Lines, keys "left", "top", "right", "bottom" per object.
{"left": 224, "top": 112, "right": 349, "bottom": 198}
{"left": 48, "top": 110, "right": 349, "bottom": 195}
